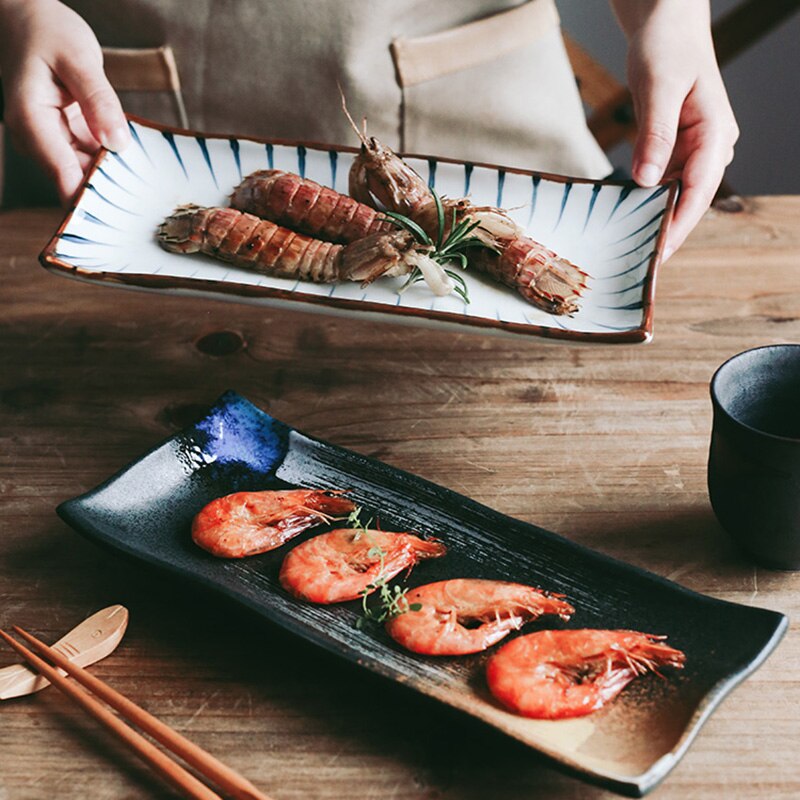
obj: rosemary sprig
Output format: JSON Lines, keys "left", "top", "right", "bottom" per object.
{"left": 348, "top": 505, "right": 422, "bottom": 630}
{"left": 382, "top": 189, "right": 494, "bottom": 305}
{"left": 382, "top": 212, "right": 431, "bottom": 245}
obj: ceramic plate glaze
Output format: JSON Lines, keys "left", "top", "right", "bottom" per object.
{"left": 58, "top": 392, "right": 786, "bottom": 797}
{"left": 40, "top": 116, "right": 678, "bottom": 343}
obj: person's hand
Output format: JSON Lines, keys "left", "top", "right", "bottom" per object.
{"left": 612, "top": 0, "right": 738, "bottom": 260}
{"left": 0, "top": 0, "right": 129, "bottom": 205}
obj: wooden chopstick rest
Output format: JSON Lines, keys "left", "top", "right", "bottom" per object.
{"left": 0, "top": 605, "right": 128, "bottom": 700}
{"left": 8, "top": 626, "right": 272, "bottom": 800}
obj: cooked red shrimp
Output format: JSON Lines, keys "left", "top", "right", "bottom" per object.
{"left": 157, "top": 205, "right": 456, "bottom": 295}
{"left": 279, "top": 528, "right": 446, "bottom": 604}
{"left": 191, "top": 489, "right": 355, "bottom": 558}
{"left": 486, "top": 629, "right": 686, "bottom": 719}
{"left": 343, "top": 107, "right": 589, "bottom": 315}
{"left": 230, "top": 169, "right": 393, "bottom": 244}
{"left": 384, "top": 579, "right": 574, "bottom": 656}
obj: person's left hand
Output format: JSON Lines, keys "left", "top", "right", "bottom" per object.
{"left": 617, "top": 1, "right": 738, "bottom": 260}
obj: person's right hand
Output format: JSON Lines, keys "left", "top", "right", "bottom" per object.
{"left": 0, "top": 0, "right": 129, "bottom": 204}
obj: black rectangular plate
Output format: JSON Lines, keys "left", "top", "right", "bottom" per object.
{"left": 58, "top": 392, "right": 787, "bottom": 796}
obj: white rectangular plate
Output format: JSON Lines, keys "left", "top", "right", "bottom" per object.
{"left": 41, "top": 116, "right": 677, "bottom": 343}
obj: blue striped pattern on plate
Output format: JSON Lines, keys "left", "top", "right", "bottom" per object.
{"left": 42, "top": 117, "right": 677, "bottom": 343}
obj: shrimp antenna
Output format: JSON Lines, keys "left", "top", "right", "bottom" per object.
{"left": 338, "top": 82, "right": 369, "bottom": 146}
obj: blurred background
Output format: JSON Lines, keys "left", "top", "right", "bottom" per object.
{"left": 559, "top": 0, "right": 800, "bottom": 194}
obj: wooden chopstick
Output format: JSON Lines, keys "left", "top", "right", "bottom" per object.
{"left": 1, "top": 627, "right": 272, "bottom": 800}
{"left": 0, "top": 628, "right": 221, "bottom": 800}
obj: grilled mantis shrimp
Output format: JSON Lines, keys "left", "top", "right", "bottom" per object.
{"left": 343, "top": 105, "right": 588, "bottom": 315}
{"left": 279, "top": 528, "right": 446, "bottom": 604}
{"left": 191, "top": 489, "right": 355, "bottom": 558}
{"left": 486, "top": 629, "right": 686, "bottom": 719}
{"left": 230, "top": 169, "right": 393, "bottom": 244}
{"left": 384, "top": 579, "right": 574, "bottom": 656}
{"left": 157, "top": 204, "right": 456, "bottom": 295}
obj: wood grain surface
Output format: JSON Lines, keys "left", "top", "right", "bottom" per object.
{"left": 1, "top": 198, "right": 799, "bottom": 799}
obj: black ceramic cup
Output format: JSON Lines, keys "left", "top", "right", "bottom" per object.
{"left": 709, "top": 344, "right": 800, "bottom": 569}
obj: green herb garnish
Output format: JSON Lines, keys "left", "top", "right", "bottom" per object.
{"left": 348, "top": 505, "right": 372, "bottom": 542}
{"left": 383, "top": 189, "right": 494, "bottom": 304}
{"left": 348, "top": 505, "right": 422, "bottom": 630}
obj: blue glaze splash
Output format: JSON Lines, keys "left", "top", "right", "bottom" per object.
{"left": 610, "top": 209, "right": 665, "bottom": 244}
{"left": 97, "top": 166, "right": 136, "bottom": 195}
{"left": 60, "top": 233, "right": 95, "bottom": 245}
{"left": 527, "top": 176, "right": 541, "bottom": 226}
{"left": 178, "top": 392, "right": 290, "bottom": 478}
{"left": 109, "top": 150, "right": 142, "bottom": 180}
{"left": 595, "top": 277, "right": 646, "bottom": 296}
{"left": 79, "top": 209, "right": 117, "bottom": 229}
{"left": 229, "top": 138, "right": 242, "bottom": 181}
{"left": 128, "top": 122, "right": 154, "bottom": 166}
{"left": 554, "top": 183, "right": 572, "bottom": 230}
{"left": 162, "top": 132, "right": 188, "bottom": 180}
{"left": 329, "top": 151, "right": 338, "bottom": 188}
{"left": 607, "top": 186, "right": 633, "bottom": 224}
{"left": 427, "top": 159, "right": 437, "bottom": 189}
{"left": 463, "top": 163, "right": 473, "bottom": 196}
{"left": 598, "top": 300, "right": 644, "bottom": 311}
{"left": 583, "top": 184, "right": 602, "bottom": 232}
{"left": 496, "top": 170, "right": 506, "bottom": 207}
{"left": 620, "top": 185, "right": 668, "bottom": 219}
{"left": 85, "top": 184, "right": 140, "bottom": 215}
{"left": 196, "top": 137, "right": 218, "bottom": 188}
{"left": 598, "top": 251, "right": 654, "bottom": 280}
{"left": 607, "top": 230, "right": 660, "bottom": 261}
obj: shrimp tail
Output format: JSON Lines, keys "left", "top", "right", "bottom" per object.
{"left": 157, "top": 203, "right": 211, "bottom": 253}
{"left": 627, "top": 637, "right": 687, "bottom": 675}
{"left": 336, "top": 230, "right": 455, "bottom": 296}
{"left": 414, "top": 537, "right": 448, "bottom": 560}
{"left": 538, "top": 592, "right": 576, "bottom": 622}
{"left": 470, "top": 239, "right": 589, "bottom": 316}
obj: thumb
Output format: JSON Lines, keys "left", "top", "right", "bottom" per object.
{"left": 57, "top": 54, "right": 129, "bottom": 152}
{"left": 631, "top": 84, "right": 682, "bottom": 187}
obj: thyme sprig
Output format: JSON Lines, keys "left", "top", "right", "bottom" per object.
{"left": 383, "top": 189, "right": 493, "bottom": 304}
{"left": 348, "top": 506, "right": 422, "bottom": 630}
{"left": 348, "top": 505, "right": 372, "bottom": 542}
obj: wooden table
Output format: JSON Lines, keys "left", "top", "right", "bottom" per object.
{"left": 1, "top": 198, "right": 799, "bottom": 800}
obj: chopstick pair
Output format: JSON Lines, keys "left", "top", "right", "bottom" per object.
{"left": 0, "top": 626, "right": 272, "bottom": 800}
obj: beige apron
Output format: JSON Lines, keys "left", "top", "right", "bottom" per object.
{"left": 6, "top": 1, "right": 611, "bottom": 204}
{"left": 70, "top": 0, "right": 609, "bottom": 173}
